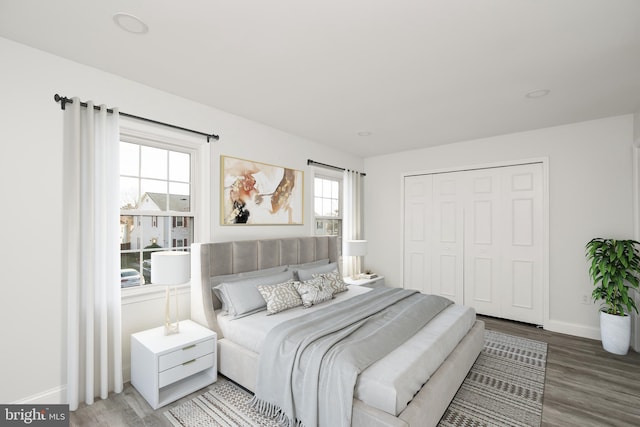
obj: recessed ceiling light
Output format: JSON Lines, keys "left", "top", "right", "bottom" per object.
{"left": 113, "top": 13, "right": 149, "bottom": 34}
{"left": 525, "top": 89, "right": 550, "bottom": 99}
{"left": 357, "top": 131, "right": 372, "bottom": 137}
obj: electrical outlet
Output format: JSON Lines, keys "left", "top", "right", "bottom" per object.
{"left": 580, "top": 294, "right": 590, "bottom": 305}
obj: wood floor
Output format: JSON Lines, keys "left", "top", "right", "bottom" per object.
{"left": 70, "top": 316, "right": 640, "bottom": 427}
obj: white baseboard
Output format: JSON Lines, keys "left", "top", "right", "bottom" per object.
{"left": 544, "top": 319, "right": 601, "bottom": 341}
{"left": 12, "top": 385, "right": 66, "bottom": 405}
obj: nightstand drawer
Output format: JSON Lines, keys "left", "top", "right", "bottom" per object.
{"left": 159, "top": 352, "right": 215, "bottom": 388}
{"left": 159, "top": 338, "right": 215, "bottom": 371}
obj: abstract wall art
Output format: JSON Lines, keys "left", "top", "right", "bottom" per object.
{"left": 221, "top": 156, "right": 304, "bottom": 225}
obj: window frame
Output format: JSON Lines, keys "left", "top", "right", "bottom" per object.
{"left": 119, "top": 123, "right": 210, "bottom": 304}
{"left": 312, "top": 170, "right": 343, "bottom": 237}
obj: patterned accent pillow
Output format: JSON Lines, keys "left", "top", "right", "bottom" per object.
{"left": 294, "top": 277, "right": 334, "bottom": 308}
{"left": 257, "top": 280, "right": 303, "bottom": 315}
{"left": 312, "top": 269, "right": 349, "bottom": 295}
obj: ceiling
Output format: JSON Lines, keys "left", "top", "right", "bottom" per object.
{"left": 1, "top": 0, "right": 640, "bottom": 157}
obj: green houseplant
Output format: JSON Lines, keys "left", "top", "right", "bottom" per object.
{"left": 585, "top": 238, "right": 640, "bottom": 355}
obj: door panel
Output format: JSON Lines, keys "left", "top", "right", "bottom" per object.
{"left": 472, "top": 257, "right": 493, "bottom": 302}
{"left": 501, "top": 164, "right": 544, "bottom": 324}
{"left": 464, "top": 169, "right": 502, "bottom": 316}
{"left": 403, "top": 162, "right": 544, "bottom": 325}
{"left": 403, "top": 175, "right": 432, "bottom": 294}
{"left": 433, "top": 173, "right": 464, "bottom": 304}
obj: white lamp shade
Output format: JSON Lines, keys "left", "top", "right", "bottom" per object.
{"left": 344, "top": 240, "right": 368, "bottom": 257}
{"left": 151, "top": 251, "right": 191, "bottom": 285}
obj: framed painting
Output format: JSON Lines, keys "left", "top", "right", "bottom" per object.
{"left": 221, "top": 156, "right": 304, "bottom": 225}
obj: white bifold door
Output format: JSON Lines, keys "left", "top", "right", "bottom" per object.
{"left": 403, "top": 163, "right": 544, "bottom": 325}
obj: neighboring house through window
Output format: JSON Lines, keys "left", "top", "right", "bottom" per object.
{"left": 313, "top": 174, "right": 342, "bottom": 236}
{"left": 119, "top": 139, "right": 195, "bottom": 288}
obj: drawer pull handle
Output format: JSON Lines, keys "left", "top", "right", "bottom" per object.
{"left": 183, "top": 359, "right": 196, "bottom": 366}
{"left": 182, "top": 344, "right": 196, "bottom": 351}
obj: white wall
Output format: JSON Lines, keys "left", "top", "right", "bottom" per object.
{"left": 364, "top": 115, "right": 635, "bottom": 339}
{"left": 0, "top": 37, "right": 362, "bottom": 404}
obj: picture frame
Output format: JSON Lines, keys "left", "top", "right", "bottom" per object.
{"left": 220, "top": 155, "right": 304, "bottom": 225}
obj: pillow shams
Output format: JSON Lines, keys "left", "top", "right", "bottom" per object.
{"left": 294, "top": 277, "right": 334, "bottom": 308}
{"left": 296, "top": 262, "right": 338, "bottom": 282}
{"left": 257, "top": 280, "right": 303, "bottom": 315}
{"left": 210, "top": 265, "right": 289, "bottom": 311}
{"left": 215, "top": 270, "right": 294, "bottom": 319}
{"left": 312, "top": 269, "right": 348, "bottom": 295}
{"left": 288, "top": 258, "right": 330, "bottom": 271}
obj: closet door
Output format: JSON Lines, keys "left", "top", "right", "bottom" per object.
{"left": 463, "top": 169, "right": 502, "bottom": 317}
{"left": 403, "top": 175, "right": 433, "bottom": 294}
{"left": 431, "top": 173, "right": 464, "bottom": 305}
{"left": 403, "top": 162, "right": 545, "bottom": 325}
{"left": 500, "top": 163, "right": 544, "bottom": 325}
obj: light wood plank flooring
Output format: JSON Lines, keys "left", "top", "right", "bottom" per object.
{"left": 70, "top": 317, "right": 640, "bottom": 426}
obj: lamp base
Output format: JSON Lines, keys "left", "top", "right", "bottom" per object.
{"left": 164, "top": 321, "right": 180, "bottom": 336}
{"left": 163, "top": 286, "right": 180, "bottom": 336}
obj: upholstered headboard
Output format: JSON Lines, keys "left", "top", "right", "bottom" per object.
{"left": 190, "top": 236, "right": 341, "bottom": 338}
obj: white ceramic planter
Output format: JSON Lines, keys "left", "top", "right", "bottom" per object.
{"left": 600, "top": 310, "right": 631, "bottom": 355}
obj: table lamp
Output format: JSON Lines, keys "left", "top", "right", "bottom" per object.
{"left": 151, "top": 251, "right": 190, "bottom": 335}
{"left": 344, "top": 239, "right": 368, "bottom": 280}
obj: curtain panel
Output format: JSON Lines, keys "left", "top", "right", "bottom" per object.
{"left": 343, "top": 170, "right": 364, "bottom": 277}
{"left": 62, "top": 98, "right": 123, "bottom": 410}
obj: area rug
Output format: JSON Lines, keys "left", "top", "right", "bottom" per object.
{"left": 438, "top": 330, "right": 548, "bottom": 427}
{"left": 164, "top": 330, "right": 547, "bottom": 427}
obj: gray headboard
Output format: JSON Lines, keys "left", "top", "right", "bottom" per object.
{"left": 190, "top": 236, "right": 341, "bottom": 338}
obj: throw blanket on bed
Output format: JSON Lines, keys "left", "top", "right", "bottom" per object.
{"left": 250, "top": 287, "right": 453, "bottom": 427}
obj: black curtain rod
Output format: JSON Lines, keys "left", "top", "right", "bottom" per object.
{"left": 54, "top": 94, "right": 220, "bottom": 142}
{"left": 307, "top": 159, "right": 366, "bottom": 176}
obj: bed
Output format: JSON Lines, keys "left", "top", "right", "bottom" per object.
{"left": 190, "top": 236, "right": 484, "bottom": 427}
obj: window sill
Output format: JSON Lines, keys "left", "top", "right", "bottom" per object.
{"left": 121, "top": 282, "right": 190, "bottom": 305}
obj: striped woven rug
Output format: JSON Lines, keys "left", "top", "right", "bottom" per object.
{"left": 164, "top": 330, "right": 547, "bottom": 427}
{"left": 438, "top": 330, "right": 548, "bottom": 426}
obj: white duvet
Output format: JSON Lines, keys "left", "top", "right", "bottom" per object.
{"left": 217, "top": 285, "right": 476, "bottom": 416}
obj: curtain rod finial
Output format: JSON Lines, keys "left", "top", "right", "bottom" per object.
{"left": 54, "top": 93, "right": 71, "bottom": 110}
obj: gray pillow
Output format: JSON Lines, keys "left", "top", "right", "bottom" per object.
{"left": 288, "top": 258, "right": 330, "bottom": 271}
{"left": 215, "top": 270, "right": 294, "bottom": 319}
{"left": 297, "top": 262, "right": 338, "bottom": 282}
{"left": 289, "top": 259, "right": 330, "bottom": 281}
{"left": 210, "top": 265, "right": 289, "bottom": 310}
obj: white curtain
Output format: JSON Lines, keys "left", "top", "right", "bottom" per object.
{"left": 63, "top": 98, "right": 123, "bottom": 410}
{"left": 343, "top": 170, "right": 364, "bottom": 277}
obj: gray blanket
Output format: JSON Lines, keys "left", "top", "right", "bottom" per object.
{"left": 250, "top": 287, "right": 453, "bottom": 427}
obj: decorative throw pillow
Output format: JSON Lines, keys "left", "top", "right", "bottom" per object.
{"left": 313, "top": 269, "right": 349, "bottom": 295}
{"left": 257, "top": 280, "right": 303, "bottom": 315}
{"left": 294, "top": 277, "right": 334, "bottom": 308}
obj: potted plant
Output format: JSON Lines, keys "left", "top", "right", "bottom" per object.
{"left": 585, "top": 238, "right": 640, "bottom": 355}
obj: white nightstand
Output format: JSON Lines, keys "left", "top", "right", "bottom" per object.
{"left": 344, "top": 275, "right": 385, "bottom": 288}
{"left": 131, "top": 319, "right": 217, "bottom": 409}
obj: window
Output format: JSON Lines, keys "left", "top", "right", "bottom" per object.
{"left": 313, "top": 175, "right": 342, "bottom": 236}
{"left": 119, "top": 140, "right": 194, "bottom": 288}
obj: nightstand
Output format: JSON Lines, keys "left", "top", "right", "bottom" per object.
{"left": 131, "top": 319, "right": 217, "bottom": 409}
{"left": 343, "top": 275, "right": 385, "bottom": 288}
